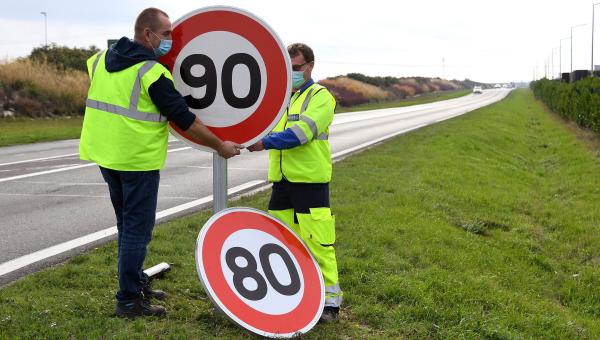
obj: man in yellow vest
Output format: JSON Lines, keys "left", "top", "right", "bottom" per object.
{"left": 248, "top": 43, "right": 342, "bottom": 322}
{"left": 79, "top": 8, "right": 242, "bottom": 318}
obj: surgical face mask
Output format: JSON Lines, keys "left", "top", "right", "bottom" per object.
{"left": 150, "top": 31, "right": 172, "bottom": 57}
{"left": 292, "top": 71, "right": 305, "bottom": 88}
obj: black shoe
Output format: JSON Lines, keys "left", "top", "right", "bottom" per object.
{"left": 319, "top": 306, "right": 339, "bottom": 323}
{"left": 142, "top": 286, "right": 168, "bottom": 300}
{"left": 115, "top": 299, "right": 166, "bottom": 318}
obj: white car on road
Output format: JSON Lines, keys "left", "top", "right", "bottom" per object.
{"left": 473, "top": 86, "right": 483, "bottom": 94}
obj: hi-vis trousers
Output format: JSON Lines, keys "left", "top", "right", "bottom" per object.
{"left": 268, "top": 179, "right": 342, "bottom": 308}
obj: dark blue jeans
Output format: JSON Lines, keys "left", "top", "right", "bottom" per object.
{"left": 99, "top": 166, "right": 160, "bottom": 303}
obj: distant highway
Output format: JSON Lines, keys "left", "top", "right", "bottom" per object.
{"left": 0, "top": 89, "right": 510, "bottom": 284}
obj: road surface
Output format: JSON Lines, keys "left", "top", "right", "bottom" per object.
{"left": 0, "top": 89, "right": 510, "bottom": 284}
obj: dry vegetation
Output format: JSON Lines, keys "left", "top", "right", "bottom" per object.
{"left": 320, "top": 74, "right": 466, "bottom": 107}
{"left": 0, "top": 59, "right": 89, "bottom": 117}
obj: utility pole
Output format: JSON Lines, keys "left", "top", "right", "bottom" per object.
{"left": 571, "top": 23, "right": 587, "bottom": 73}
{"left": 560, "top": 37, "right": 570, "bottom": 78}
{"left": 593, "top": 3, "right": 600, "bottom": 75}
{"left": 40, "top": 11, "right": 47, "bottom": 46}
{"left": 442, "top": 57, "right": 445, "bottom": 79}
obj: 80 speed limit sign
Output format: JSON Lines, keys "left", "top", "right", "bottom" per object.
{"left": 195, "top": 208, "right": 325, "bottom": 337}
{"left": 160, "top": 6, "right": 291, "bottom": 150}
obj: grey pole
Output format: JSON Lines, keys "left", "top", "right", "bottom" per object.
{"left": 560, "top": 37, "right": 570, "bottom": 78}
{"left": 593, "top": 4, "right": 600, "bottom": 75}
{"left": 551, "top": 49, "right": 554, "bottom": 79}
{"left": 571, "top": 24, "right": 587, "bottom": 74}
{"left": 40, "top": 12, "right": 47, "bottom": 46}
{"left": 213, "top": 153, "right": 228, "bottom": 213}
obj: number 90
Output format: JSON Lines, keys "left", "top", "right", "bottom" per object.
{"left": 180, "top": 53, "right": 262, "bottom": 110}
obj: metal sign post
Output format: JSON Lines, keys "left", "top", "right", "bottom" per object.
{"left": 213, "top": 154, "right": 227, "bottom": 213}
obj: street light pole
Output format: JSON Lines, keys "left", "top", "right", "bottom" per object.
{"left": 593, "top": 3, "right": 600, "bottom": 75}
{"left": 560, "top": 37, "right": 570, "bottom": 77}
{"left": 40, "top": 11, "right": 47, "bottom": 46}
{"left": 571, "top": 23, "right": 587, "bottom": 74}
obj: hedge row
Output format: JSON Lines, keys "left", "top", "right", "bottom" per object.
{"left": 530, "top": 78, "right": 600, "bottom": 134}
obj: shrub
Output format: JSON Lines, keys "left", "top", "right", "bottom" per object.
{"left": 28, "top": 44, "right": 99, "bottom": 72}
{"left": 531, "top": 78, "right": 600, "bottom": 134}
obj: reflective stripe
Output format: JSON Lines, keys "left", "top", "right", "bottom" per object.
{"left": 288, "top": 114, "right": 300, "bottom": 121}
{"left": 326, "top": 283, "right": 342, "bottom": 295}
{"left": 86, "top": 99, "right": 167, "bottom": 123}
{"left": 300, "top": 115, "right": 318, "bottom": 138}
{"left": 300, "top": 88, "right": 315, "bottom": 113}
{"left": 91, "top": 52, "right": 102, "bottom": 79}
{"left": 87, "top": 60, "right": 166, "bottom": 123}
{"left": 290, "top": 124, "right": 308, "bottom": 144}
{"left": 130, "top": 61, "right": 157, "bottom": 112}
{"left": 325, "top": 284, "right": 343, "bottom": 307}
{"left": 316, "top": 132, "right": 328, "bottom": 140}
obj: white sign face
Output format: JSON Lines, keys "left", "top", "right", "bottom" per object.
{"left": 172, "top": 31, "right": 267, "bottom": 127}
{"left": 221, "top": 229, "right": 304, "bottom": 315}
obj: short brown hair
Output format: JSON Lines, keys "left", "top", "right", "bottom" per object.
{"left": 288, "top": 43, "right": 314, "bottom": 63}
{"left": 135, "top": 8, "right": 169, "bottom": 36}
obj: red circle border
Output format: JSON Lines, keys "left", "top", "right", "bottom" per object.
{"left": 160, "top": 9, "right": 289, "bottom": 146}
{"left": 199, "top": 210, "right": 322, "bottom": 334}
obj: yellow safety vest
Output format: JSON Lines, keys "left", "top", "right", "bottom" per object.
{"left": 268, "top": 83, "right": 336, "bottom": 183}
{"left": 79, "top": 50, "right": 172, "bottom": 171}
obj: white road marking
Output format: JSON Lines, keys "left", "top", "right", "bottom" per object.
{"left": 8, "top": 180, "right": 172, "bottom": 187}
{"left": 0, "top": 91, "right": 511, "bottom": 278}
{"left": 0, "top": 163, "right": 96, "bottom": 184}
{"left": 0, "top": 146, "right": 194, "bottom": 184}
{"left": 0, "top": 193, "right": 198, "bottom": 200}
{"left": 0, "top": 180, "right": 264, "bottom": 277}
{"left": 0, "top": 153, "right": 80, "bottom": 167}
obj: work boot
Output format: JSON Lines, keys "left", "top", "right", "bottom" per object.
{"left": 115, "top": 299, "right": 166, "bottom": 318}
{"left": 319, "top": 306, "right": 339, "bottom": 323}
{"left": 142, "top": 285, "right": 168, "bottom": 300}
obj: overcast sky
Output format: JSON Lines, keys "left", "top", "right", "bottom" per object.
{"left": 0, "top": 0, "right": 597, "bottom": 83}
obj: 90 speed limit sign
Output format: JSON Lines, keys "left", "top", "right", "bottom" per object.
{"left": 160, "top": 6, "right": 291, "bottom": 150}
{"left": 195, "top": 208, "right": 325, "bottom": 337}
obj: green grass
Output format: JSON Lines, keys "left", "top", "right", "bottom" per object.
{"left": 0, "top": 117, "right": 84, "bottom": 147}
{"left": 335, "top": 89, "right": 471, "bottom": 113}
{"left": 2, "top": 89, "right": 600, "bottom": 338}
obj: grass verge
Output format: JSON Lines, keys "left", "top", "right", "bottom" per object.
{"left": 2, "top": 89, "right": 600, "bottom": 338}
{"left": 335, "top": 89, "right": 470, "bottom": 113}
{"left": 0, "top": 117, "right": 83, "bottom": 147}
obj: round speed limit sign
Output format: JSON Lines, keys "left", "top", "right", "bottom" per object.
{"left": 160, "top": 6, "right": 291, "bottom": 150}
{"left": 196, "top": 208, "right": 325, "bottom": 337}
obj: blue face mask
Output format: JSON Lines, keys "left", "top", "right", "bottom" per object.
{"left": 151, "top": 31, "right": 172, "bottom": 57}
{"left": 292, "top": 71, "right": 305, "bottom": 88}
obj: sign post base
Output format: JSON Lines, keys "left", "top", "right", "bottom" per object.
{"left": 213, "top": 153, "right": 227, "bottom": 213}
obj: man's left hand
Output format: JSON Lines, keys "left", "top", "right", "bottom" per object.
{"left": 247, "top": 140, "right": 265, "bottom": 152}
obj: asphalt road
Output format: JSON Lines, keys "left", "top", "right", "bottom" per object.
{"left": 0, "top": 89, "right": 510, "bottom": 284}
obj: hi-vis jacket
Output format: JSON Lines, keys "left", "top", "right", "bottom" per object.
{"left": 79, "top": 51, "right": 172, "bottom": 171}
{"left": 268, "top": 83, "right": 336, "bottom": 183}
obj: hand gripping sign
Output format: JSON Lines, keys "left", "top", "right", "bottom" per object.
{"left": 196, "top": 208, "right": 325, "bottom": 337}
{"left": 160, "top": 6, "right": 291, "bottom": 150}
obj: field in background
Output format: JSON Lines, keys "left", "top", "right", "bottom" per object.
{"left": 0, "top": 59, "right": 471, "bottom": 147}
{"left": 321, "top": 74, "right": 468, "bottom": 107}
{"left": 2, "top": 90, "right": 600, "bottom": 338}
